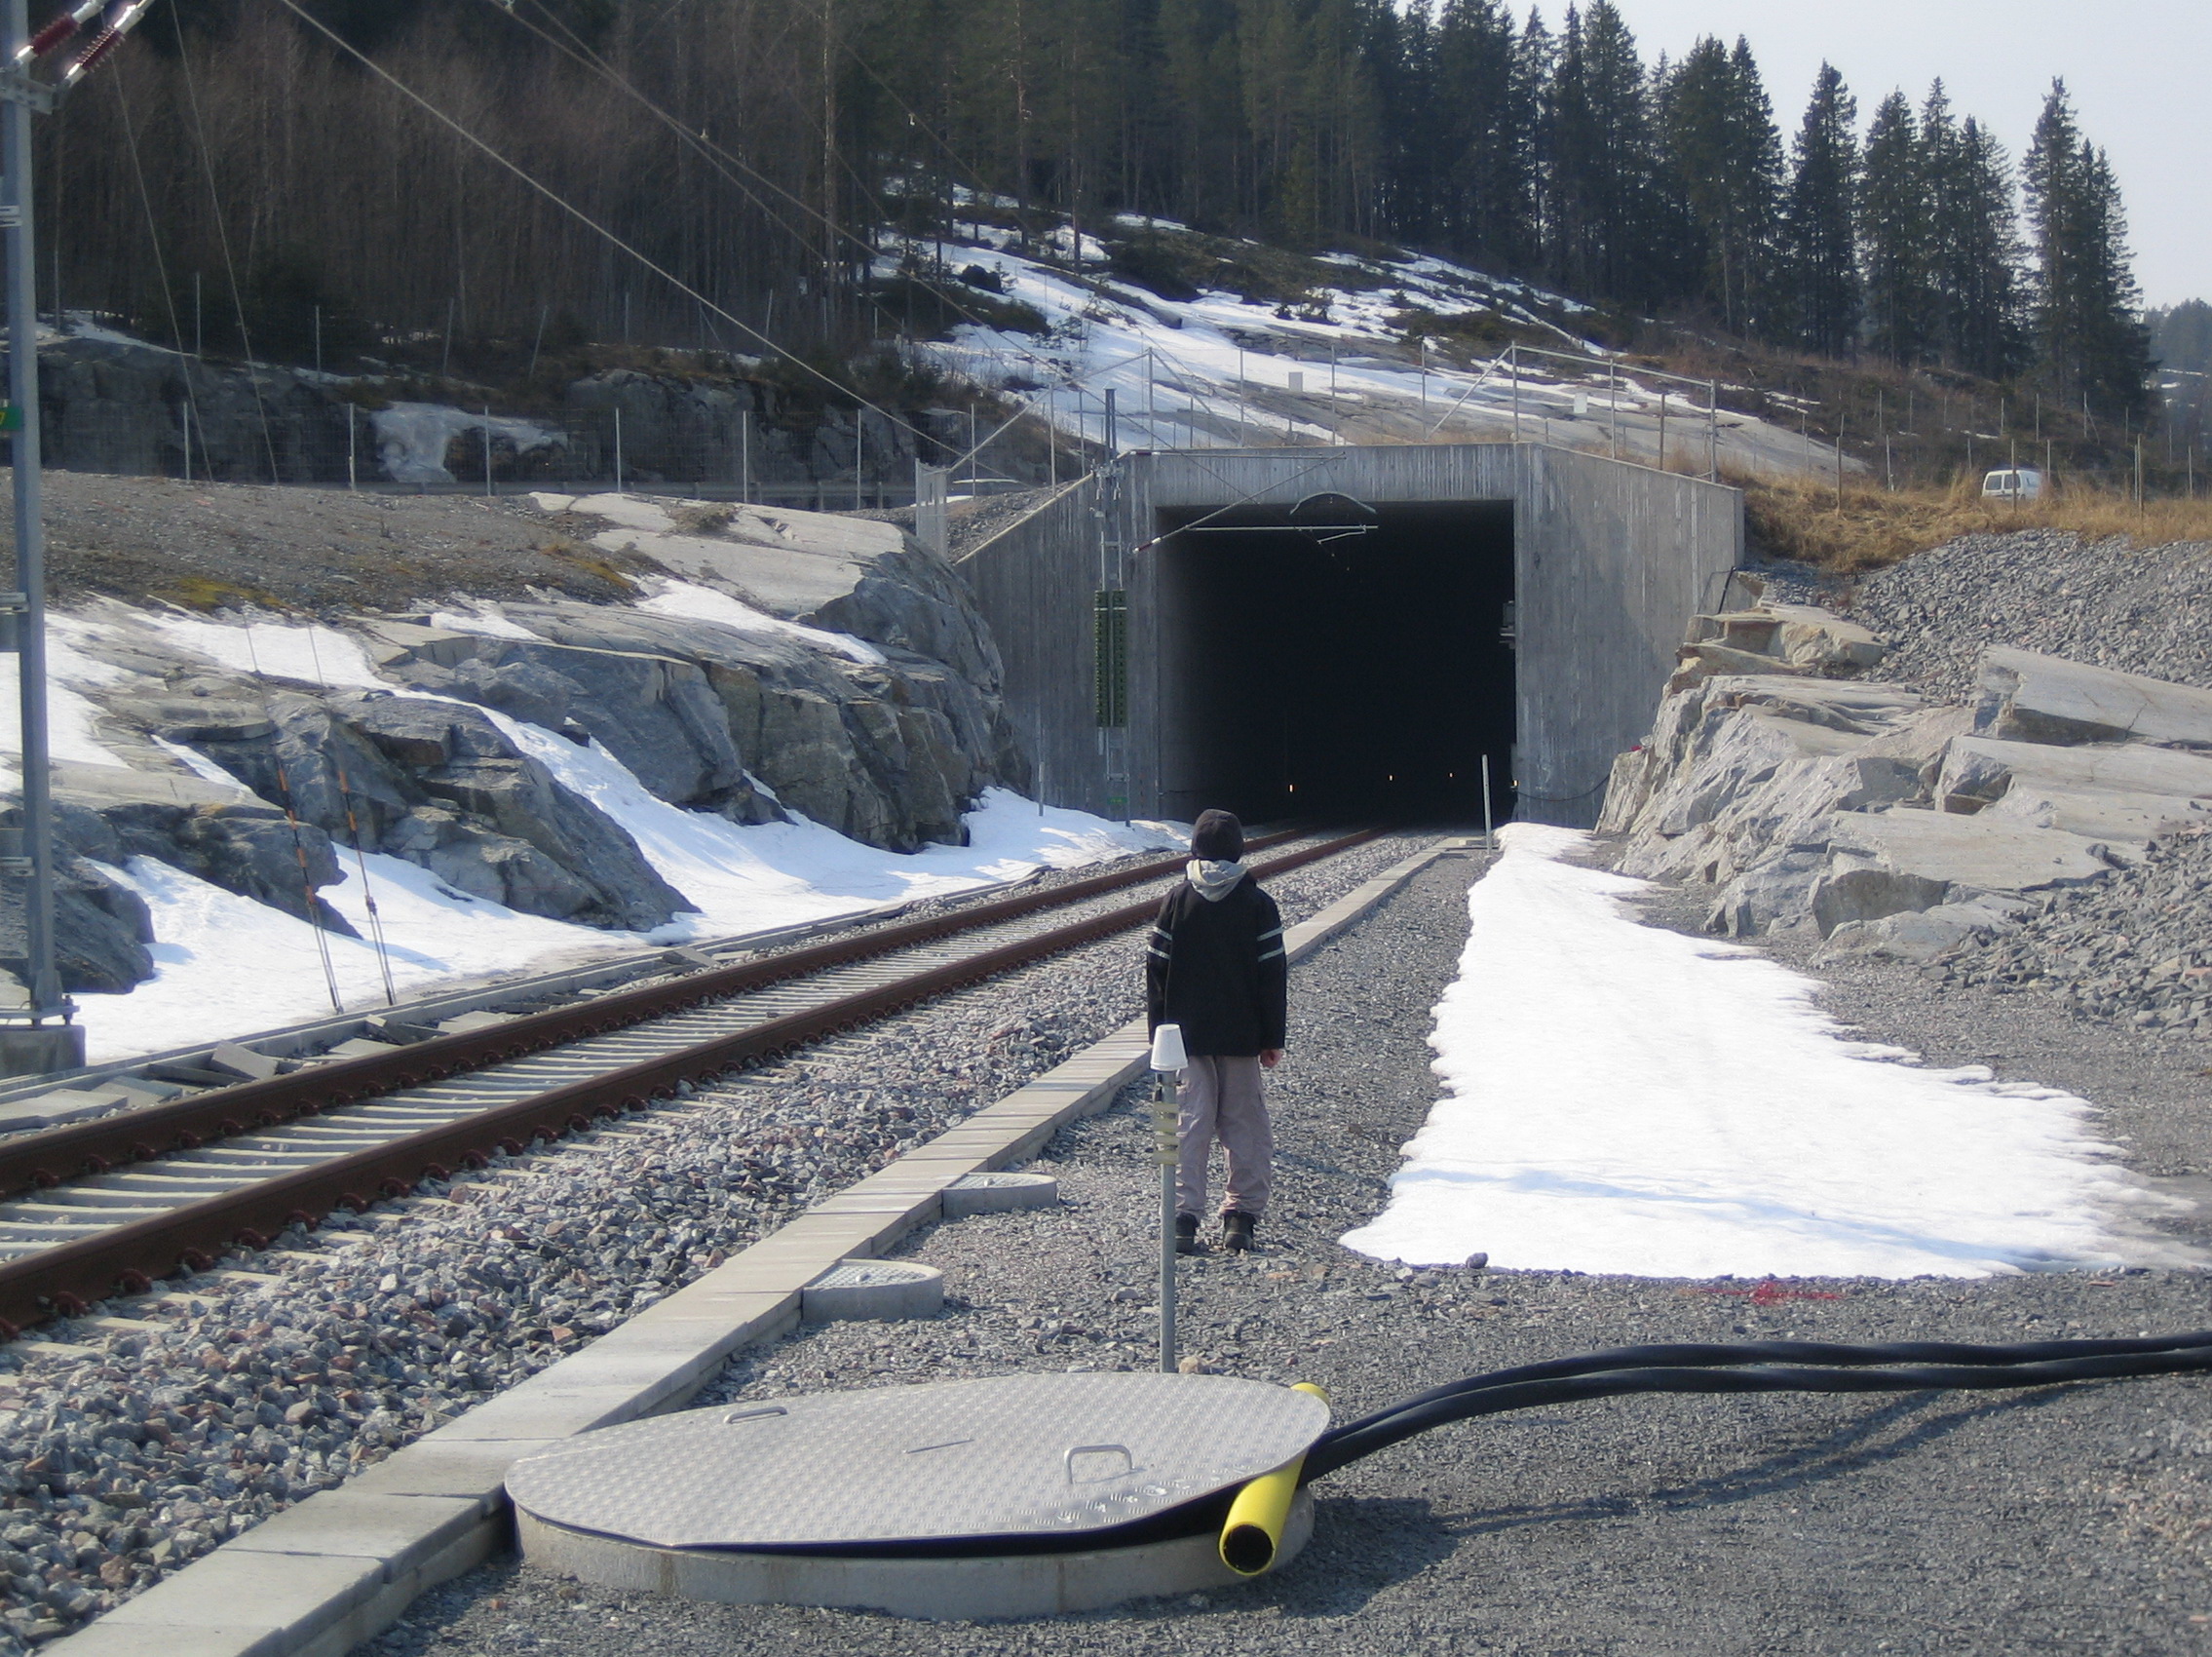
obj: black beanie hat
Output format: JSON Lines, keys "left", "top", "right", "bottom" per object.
{"left": 1191, "top": 808, "right": 1244, "bottom": 863}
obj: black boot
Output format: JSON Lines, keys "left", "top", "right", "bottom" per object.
{"left": 1222, "top": 1211, "right": 1257, "bottom": 1252}
{"left": 1174, "top": 1214, "right": 1202, "bottom": 1255}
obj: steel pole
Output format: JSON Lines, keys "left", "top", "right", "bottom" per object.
{"left": 1155, "top": 1068, "right": 1179, "bottom": 1372}
{"left": 3, "top": 0, "right": 65, "bottom": 1038}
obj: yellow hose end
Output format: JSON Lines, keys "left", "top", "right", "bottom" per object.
{"left": 1218, "top": 1384, "right": 1329, "bottom": 1576}
{"left": 1218, "top": 1453, "right": 1304, "bottom": 1576}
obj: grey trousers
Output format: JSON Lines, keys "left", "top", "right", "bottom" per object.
{"left": 1176, "top": 1055, "right": 1273, "bottom": 1219}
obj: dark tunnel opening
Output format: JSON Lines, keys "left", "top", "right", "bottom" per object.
{"left": 1156, "top": 499, "right": 1516, "bottom": 825}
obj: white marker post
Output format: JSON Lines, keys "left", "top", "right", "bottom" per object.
{"left": 1150, "top": 1021, "right": 1187, "bottom": 1373}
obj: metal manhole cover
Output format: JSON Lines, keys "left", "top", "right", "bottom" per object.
{"left": 813, "top": 1261, "right": 933, "bottom": 1290}
{"left": 506, "top": 1372, "right": 1329, "bottom": 1550}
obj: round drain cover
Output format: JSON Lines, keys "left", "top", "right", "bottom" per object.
{"left": 506, "top": 1372, "right": 1329, "bottom": 1551}
{"left": 801, "top": 1258, "right": 943, "bottom": 1322}
{"left": 943, "top": 1172, "right": 1058, "bottom": 1217}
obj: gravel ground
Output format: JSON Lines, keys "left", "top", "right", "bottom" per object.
{"left": 380, "top": 855, "right": 2212, "bottom": 1657}
{"left": 15, "top": 470, "right": 662, "bottom": 614}
{"left": 1756, "top": 529, "right": 2212, "bottom": 704}
{"left": 0, "top": 834, "right": 1425, "bottom": 1653}
{"left": 1927, "top": 828, "right": 2212, "bottom": 1049}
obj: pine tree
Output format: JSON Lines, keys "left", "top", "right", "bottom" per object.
{"left": 1424, "top": 0, "right": 1537, "bottom": 273}
{"left": 1659, "top": 35, "right": 1781, "bottom": 334}
{"left": 2024, "top": 79, "right": 2154, "bottom": 420}
{"left": 1857, "top": 91, "right": 1933, "bottom": 365}
{"left": 1921, "top": 86, "right": 2028, "bottom": 380}
{"left": 1779, "top": 63, "right": 1860, "bottom": 357}
{"left": 1545, "top": 2, "right": 1670, "bottom": 309}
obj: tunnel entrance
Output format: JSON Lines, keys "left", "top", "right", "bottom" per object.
{"left": 1154, "top": 498, "right": 1516, "bottom": 824}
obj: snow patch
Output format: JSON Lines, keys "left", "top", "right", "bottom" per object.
{"left": 635, "top": 579, "right": 886, "bottom": 665}
{"left": 370, "top": 404, "right": 561, "bottom": 485}
{"left": 1339, "top": 824, "right": 2178, "bottom": 1280}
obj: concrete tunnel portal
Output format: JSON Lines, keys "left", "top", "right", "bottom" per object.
{"left": 953, "top": 443, "right": 1742, "bottom": 829}
{"left": 1155, "top": 500, "right": 1517, "bottom": 823}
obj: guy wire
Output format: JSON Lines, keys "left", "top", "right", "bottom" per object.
{"left": 241, "top": 627, "right": 344, "bottom": 1015}
{"left": 304, "top": 629, "right": 398, "bottom": 1007}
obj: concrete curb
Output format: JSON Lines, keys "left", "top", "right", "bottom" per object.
{"left": 52, "top": 836, "right": 1467, "bottom": 1656}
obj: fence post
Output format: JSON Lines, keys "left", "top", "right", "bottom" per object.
{"left": 742, "top": 410, "right": 751, "bottom": 503}
{"left": 913, "top": 461, "right": 948, "bottom": 558}
{"left": 484, "top": 406, "right": 494, "bottom": 498}
{"left": 181, "top": 402, "right": 191, "bottom": 485}
{"left": 613, "top": 405, "right": 624, "bottom": 494}
{"left": 1708, "top": 379, "right": 1719, "bottom": 481}
{"left": 347, "top": 403, "right": 356, "bottom": 490}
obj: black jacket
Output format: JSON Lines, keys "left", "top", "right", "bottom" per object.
{"left": 1145, "top": 868, "right": 1288, "bottom": 1057}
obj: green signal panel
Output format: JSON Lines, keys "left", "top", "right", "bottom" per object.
{"left": 1093, "top": 589, "right": 1128, "bottom": 728}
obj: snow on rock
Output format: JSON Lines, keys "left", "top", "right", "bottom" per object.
{"left": 636, "top": 579, "right": 886, "bottom": 666}
{"left": 1339, "top": 824, "right": 2181, "bottom": 1279}
{"left": 31, "top": 592, "right": 1164, "bottom": 1060}
{"left": 74, "top": 785, "right": 1172, "bottom": 1064}
{"left": 371, "top": 403, "right": 561, "bottom": 484}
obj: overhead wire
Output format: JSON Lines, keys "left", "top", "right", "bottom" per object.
{"left": 497, "top": 0, "right": 1135, "bottom": 479}
{"left": 268, "top": 0, "right": 934, "bottom": 451}
{"left": 109, "top": 50, "right": 208, "bottom": 465}
{"left": 170, "top": 1, "right": 283, "bottom": 482}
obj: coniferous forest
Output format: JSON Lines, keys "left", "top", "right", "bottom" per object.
{"left": 47, "top": 0, "right": 2163, "bottom": 423}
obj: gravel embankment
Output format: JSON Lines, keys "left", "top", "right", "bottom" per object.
{"left": 1759, "top": 529, "right": 2212, "bottom": 704}
{"left": 0, "top": 835, "right": 1430, "bottom": 1653}
{"left": 19, "top": 472, "right": 652, "bottom": 614}
{"left": 1929, "top": 828, "right": 2212, "bottom": 1042}
{"left": 381, "top": 857, "right": 2212, "bottom": 1657}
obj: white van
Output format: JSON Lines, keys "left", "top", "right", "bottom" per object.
{"left": 1981, "top": 467, "right": 2044, "bottom": 501}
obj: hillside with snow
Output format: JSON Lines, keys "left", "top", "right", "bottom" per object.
{"left": 898, "top": 212, "right": 1850, "bottom": 482}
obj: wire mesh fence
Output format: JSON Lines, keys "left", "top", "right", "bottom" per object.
{"left": 26, "top": 400, "right": 927, "bottom": 506}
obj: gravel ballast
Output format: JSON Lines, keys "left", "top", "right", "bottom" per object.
{"left": 377, "top": 854, "right": 2212, "bottom": 1657}
{"left": 0, "top": 835, "right": 1425, "bottom": 1653}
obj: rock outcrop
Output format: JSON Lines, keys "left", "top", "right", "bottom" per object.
{"left": 36, "top": 333, "right": 974, "bottom": 489}
{"left": 1601, "top": 589, "right": 2212, "bottom": 965}
{"left": 19, "top": 494, "right": 1031, "bottom": 994}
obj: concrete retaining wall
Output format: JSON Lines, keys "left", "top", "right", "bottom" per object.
{"left": 955, "top": 443, "right": 1741, "bottom": 828}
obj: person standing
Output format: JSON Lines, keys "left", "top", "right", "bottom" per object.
{"left": 1146, "top": 809, "right": 1286, "bottom": 1253}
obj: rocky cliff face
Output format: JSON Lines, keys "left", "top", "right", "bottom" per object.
{"left": 11, "top": 495, "right": 1029, "bottom": 997}
{"left": 1601, "top": 583, "right": 2212, "bottom": 969}
{"left": 37, "top": 333, "right": 964, "bottom": 488}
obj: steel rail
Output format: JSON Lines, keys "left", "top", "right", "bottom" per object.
{"left": 0, "top": 828, "right": 1309, "bottom": 1203}
{"left": 0, "top": 828, "right": 1379, "bottom": 1333}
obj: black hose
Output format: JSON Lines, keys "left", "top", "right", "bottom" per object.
{"left": 1301, "top": 1334, "right": 2212, "bottom": 1483}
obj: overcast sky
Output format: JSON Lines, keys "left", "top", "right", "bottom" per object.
{"left": 1599, "top": 0, "right": 2204, "bottom": 309}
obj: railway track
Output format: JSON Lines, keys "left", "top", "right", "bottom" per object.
{"left": 0, "top": 828, "right": 1379, "bottom": 1335}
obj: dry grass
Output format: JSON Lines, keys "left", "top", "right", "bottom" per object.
{"left": 1737, "top": 472, "right": 2212, "bottom": 574}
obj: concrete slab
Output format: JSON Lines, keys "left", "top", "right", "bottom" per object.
{"left": 37, "top": 1626, "right": 288, "bottom": 1657}
{"left": 91, "top": 1550, "right": 382, "bottom": 1638}
{"left": 223, "top": 1491, "right": 482, "bottom": 1579}
{"left": 431, "top": 1386, "right": 660, "bottom": 1443}
{"left": 346, "top": 1438, "right": 562, "bottom": 1512}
